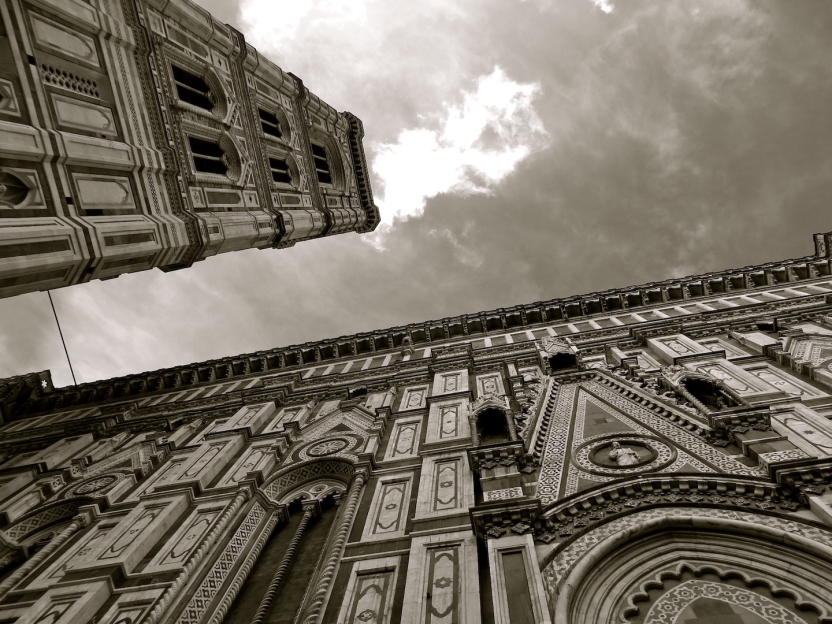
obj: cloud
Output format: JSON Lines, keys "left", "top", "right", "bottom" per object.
{"left": 428, "top": 227, "right": 484, "bottom": 268}
{"left": 592, "top": 0, "right": 614, "bottom": 13}
{"left": 371, "top": 67, "right": 548, "bottom": 233}
{"left": 239, "top": 0, "right": 367, "bottom": 46}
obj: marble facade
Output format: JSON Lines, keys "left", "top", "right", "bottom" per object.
{"left": 1, "top": 230, "right": 832, "bottom": 623}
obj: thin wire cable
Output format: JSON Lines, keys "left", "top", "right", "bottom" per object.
{"left": 48, "top": 291, "right": 76, "bottom": 386}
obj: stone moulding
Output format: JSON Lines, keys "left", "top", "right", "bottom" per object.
{"left": 534, "top": 472, "right": 812, "bottom": 553}
{"left": 3, "top": 242, "right": 830, "bottom": 420}
{"left": 543, "top": 509, "right": 832, "bottom": 624}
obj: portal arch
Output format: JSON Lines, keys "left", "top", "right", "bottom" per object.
{"left": 544, "top": 510, "right": 832, "bottom": 623}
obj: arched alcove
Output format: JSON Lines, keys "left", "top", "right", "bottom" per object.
{"left": 476, "top": 408, "right": 512, "bottom": 445}
{"left": 682, "top": 377, "right": 738, "bottom": 411}
{"left": 227, "top": 470, "right": 351, "bottom": 624}
{"left": 548, "top": 352, "right": 577, "bottom": 371}
{"left": 546, "top": 512, "right": 832, "bottom": 624}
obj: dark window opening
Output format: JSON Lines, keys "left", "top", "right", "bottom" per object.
{"left": 172, "top": 65, "right": 213, "bottom": 111}
{"left": 311, "top": 143, "right": 332, "bottom": 185}
{"left": 683, "top": 378, "right": 737, "bottom": 411}
{"left": 259, "top": 108, "right": 282, "bottom": 138}
{"left": 269, "top": 157, "right": 292, "bottom": 185}
{"left": 189, "top": 136, "right": 227, "bottom": 176}
{"left": 476, "top": 408, "right": 511, "bottom": 445}
{"left": 548, "top": 352, "right": 577, "bottom": 370}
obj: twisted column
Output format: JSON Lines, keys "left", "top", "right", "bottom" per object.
{"left": 144, "top": 488, "right": 249, "bottom": 624}
{"left": 676, "top": 384, "right": 713, "bottom": 416}
{"left": 251, "top": 502, "right": 316, "bottom": 624}
{"left": 298, "top": 472, "right": 367, "bottom": 624}
{"left": 0, "top": 515, "right": 85, "bottom": 600}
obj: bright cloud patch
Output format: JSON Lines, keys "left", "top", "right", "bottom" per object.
{"left": 240, "top": 0, "right": 366, "bottom": 45}
{"left": 372, "top": 67, "right": 548, "bottom": 231}
{"left": 592, "top": 0, "right": 614, "bottom": 14}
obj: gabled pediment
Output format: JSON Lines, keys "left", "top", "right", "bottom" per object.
{"left": 782, "top": 333, "right": 832, "bottom": 367}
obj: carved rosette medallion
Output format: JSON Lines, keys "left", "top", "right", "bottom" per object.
{"left": 306, "top": 438, "right": 350, "bottom": 457}
{"left": 61, "top": 473, "right": 123, "bottom": 499}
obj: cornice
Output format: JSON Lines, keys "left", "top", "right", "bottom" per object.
{"left": 2, "top": 235, "right": 831, "bottom": 419}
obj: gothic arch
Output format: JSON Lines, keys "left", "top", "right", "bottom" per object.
{"left": 470, "top": 394, "right": 517, "bottom": 446}
{"left": 546, "top": 511, "right": 832, "bottom": 624}
{"left": 278, "top": 478, "right": 346, "bottom": 506}
{"left": 2, "top": 500, "right": 83, "bottom": 545}
{"left": 662, "top": 367, "right": 747, "bottom": 413}
{"left": 261, "top": 458, "right": 355, "bottom": 503}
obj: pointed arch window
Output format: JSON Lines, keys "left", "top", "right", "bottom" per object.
{"left": 189, "top": 136, "right": 227, "bottom": 176}
{"left": 268, "top": 157, "right": 291, "bottom": 185}
{"left": 172, "top": 65, "right": 214, "bottom": 111}
{"left": 258, "top": 108, "right": 282, "bottom": 139}
{"left": 476, "top": 408, "right": 511, "bottom": 445}
{"left": 311, "top": 143, "right": 332, "bottom": 185}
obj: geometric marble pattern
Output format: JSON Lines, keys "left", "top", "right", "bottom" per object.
{"left": 263, "top": 459, "right": 355, "bottom": 501}
{"left": 175, "top": 502, "right": 267, "bottom": 624}
{"left": 538, "top": 380, "right": 761, "bottom": 504}
{"left": 643, "top": 580, "right": 808, "bottom": 624}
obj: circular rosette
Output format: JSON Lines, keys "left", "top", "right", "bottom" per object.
{"left": 573, "top": 435, "right": 676, "bottom": 476}
{"left": 298, "top": 435, "right": 363, "bottom": 461}
{"left": 59, "top": 473, "right": 126, "bottom": 499}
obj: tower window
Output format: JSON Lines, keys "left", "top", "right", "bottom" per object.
{"left": 189, "top": 137, "right": 227, "bottom": 176}
{"left": 311, "top": 143, "right": 332, "bottom": 185}
{"left": 259, "top": 109, "right": 282, "bottom": 138}
{"left": 269, "top": 157, "right": 292, "bottom": 184}
{"left": 172, "top": 65, "right": 213, "bottom": 111}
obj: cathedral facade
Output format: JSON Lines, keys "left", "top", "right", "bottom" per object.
{"left": 0, "top": 230, "right": 832, "bottom": 623}
{"left": 0, "top": 0, "right": 378, "bottom": 299}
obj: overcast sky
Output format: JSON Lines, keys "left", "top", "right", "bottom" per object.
{"left": 1, "top": 0, "right": 831, "bottom": 387}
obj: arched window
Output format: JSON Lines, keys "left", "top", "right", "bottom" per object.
{"left": 269, "top": 157, "right": 291, "bottom": 185}
{"left": 311, "top": 143, "right": 332, "bottom": 185}
{"left": 189, "top": 136, "right": 227, "bottom": 176}
{"left": 476, "top": 408, "right": 511, "bottom": 445}
{"left": 259, "top": 108, "right": 282, "bottom": 139}
{"left": 172, "top": 65, "right": 213, "bottom": 111}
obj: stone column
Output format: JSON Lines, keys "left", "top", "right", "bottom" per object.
{"left": 675, "top": 384, "right": 712, "bottom": 416}
{"left": 251, "top": 501, "right": 318, "bottom": 624}
{"left": 298, "top": 471, "right": 367, "bottom": 624}
{"left": 0, "top": 514, "right": 86, "bottom": 600}
{"left": 145, "top": 488, "right": 250, "bottom": 624}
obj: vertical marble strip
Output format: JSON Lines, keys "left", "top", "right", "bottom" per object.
{"left": 433, "top": 461, "right": 458, "bottom": 512}
{"left": 425, "top": 546, "right": 460, "bottom": 624}
{"left": 389, "top": 422, "right": 418, "bottom": 459}
{"left": 440, "top": 407, "right": 459, "bottom": 439}
{"left": 158, "top": 511, "right": 218, "bottom": 567}
{"left": 345, "top": 571, "right": 394, "bottom": 624}
{"left": 372, "top": 481, "right": 407, "bottom": 535}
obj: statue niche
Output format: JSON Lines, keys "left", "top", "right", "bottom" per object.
{"left": 476, "top": 408, "right": 512, "bottom": 446}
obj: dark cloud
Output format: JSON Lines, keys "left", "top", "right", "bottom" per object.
{"left": 1, "top": 0, "right": 831, "bottom": 386}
